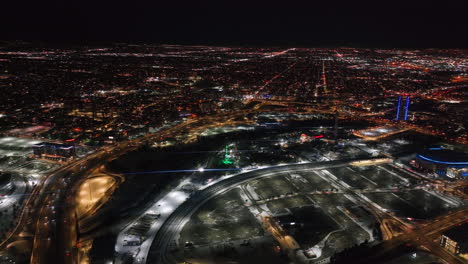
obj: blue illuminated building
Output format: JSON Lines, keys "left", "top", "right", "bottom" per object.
{"left": 395, "top": 96, "right": 402, "bottom": 120}
{"left": 415, "top": 148, "right": 468, "bottom": 178}
{"left": 404, "top": 96, "right": 410, "bottom": 120}
{"left": 395, "top": 96, "right": 410, "bottom": 121}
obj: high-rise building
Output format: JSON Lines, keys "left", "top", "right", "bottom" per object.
{"left": 395, "top": 96, "right": 410, "bottom": 121}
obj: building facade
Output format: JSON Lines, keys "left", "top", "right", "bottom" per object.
{"left": 32, "top": 142, "right": 76, "bottom": 161}
{"left": 414, "top": 148, "right": 468, "bottom": 179}
{"left": 440, "top": 222, "right": 468, "bottom": 259}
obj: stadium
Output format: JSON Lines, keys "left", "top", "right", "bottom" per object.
{"left": 415, "top": 148, "right": 468, "bottom": 178}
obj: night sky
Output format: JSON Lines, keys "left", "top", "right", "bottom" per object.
{"left": 2, "top": 1, "right": 467, "bottom": 47}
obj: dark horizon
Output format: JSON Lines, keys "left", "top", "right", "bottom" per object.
{"left": 1, "top": 41, "right": 467, "bottom": 51}
{"left": 2, "top": 1, "right": 467, "bottom": 48}
{"left": 1, "top": 3, "right": 468, "bottom": 263}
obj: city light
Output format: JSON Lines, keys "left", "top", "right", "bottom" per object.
{"left": 0, "top": 41, "right": 466, "bottom": 264}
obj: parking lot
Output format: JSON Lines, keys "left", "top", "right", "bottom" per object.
{"left": 179, "top": 188, "right": 264, "bottom": 246}
{"left": 171, "top": 158, "right": 463, "bottom": 264}
{"left": 266, "top": 195, "right": 311, "bottom": 215}
{"left": 249, "top": 175, "right": 297, "bottom": 200}
{"left": 365, "top": 190, "right": 452, "bottom": 219}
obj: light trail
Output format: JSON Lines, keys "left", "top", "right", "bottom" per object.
{"left": 149, "top": 149, "right": 263, "bottom": 154}
{"left": 254, "top": 61, "right": 298, "bottom": 96}
{"left": 123, "top": 168, "right": 242, "bottom": 175}
{"left": 0, "top": 191, "right": 58, "bottom": 199}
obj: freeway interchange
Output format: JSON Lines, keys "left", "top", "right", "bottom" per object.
{"left": 136, "top": 160, "right": 364, "bottom": 264}
{"left": 0, "top": 109, "right": 263, "bottom": 263}
{"left": 0, "top": 108, "right": 467, "bottom": 264}
{"left": 122, "top": 159, "right": 467, "bottom": 264}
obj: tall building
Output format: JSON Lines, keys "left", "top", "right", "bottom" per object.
{"left": 395, "top": 96, "right": 410, "bottom": 121}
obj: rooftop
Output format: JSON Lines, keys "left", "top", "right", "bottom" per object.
{"left": 418, "top": 149, "right": 468, "bottom": 164}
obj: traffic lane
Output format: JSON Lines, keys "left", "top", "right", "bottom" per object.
{"left": 146, "top": 160, "right": 368, "bottom": 263}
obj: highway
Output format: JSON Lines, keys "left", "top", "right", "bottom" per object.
{"left": 141, "top": 159, "right": 383, "bottom": 264}
{"left": 30, "top": 146, "right": 130, "bottom": 264}
{"left": 342, "top": 208, "right": 468, "bottom": 264}
{"left": 4, "top": 108, "right": 271, "bottom": 263}
{"left": 1, "top": 105, "right": 466, "bottom": 264}
{"left": 141, "top": 160, "right": 466, "bottom": 264}
{"left": 0, "top": 115, "right": 201, "bottom": 262}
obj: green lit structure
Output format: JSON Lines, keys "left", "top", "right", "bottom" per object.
{"left": 221, "top": 145, "right": 233, "bottom": 165}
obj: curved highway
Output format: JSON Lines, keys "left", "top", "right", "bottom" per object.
{"left": 143, "top": 159, "right": 361, "bottom": 264}
{"left": 139, "top": 158, "right": 468, "bottom": 264}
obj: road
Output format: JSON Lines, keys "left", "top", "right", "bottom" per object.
{"left": 4, "top": 108, "right": 267, "bottom": 263}
{"left": 343, "top": 208, "right": 468, "bottom": 264}
{"left": 142, "top": 160, "right": 466, "bottom": 264}
{"left": 142, "top": 159, "right": 384, "bottom": 264}
{"left": 1, "top": 105, "right": 465, "bottom": 264}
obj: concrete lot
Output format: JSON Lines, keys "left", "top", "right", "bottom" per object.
{"left": 179, "top": 188, "right": 264, "bottom": 245}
